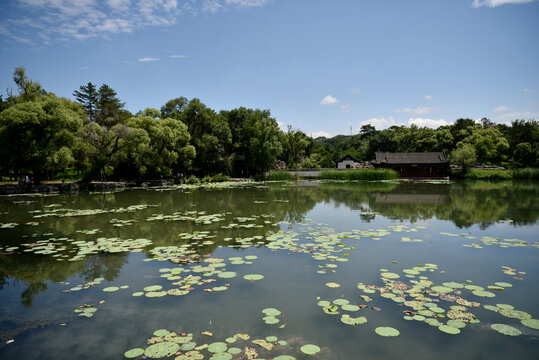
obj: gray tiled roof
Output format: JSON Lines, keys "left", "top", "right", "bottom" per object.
{"left": 374, "top": 152, "right": 449, "bottom": 164}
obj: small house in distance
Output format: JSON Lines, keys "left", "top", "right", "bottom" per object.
{"left": 373, "top": 152, "right": 450, "bottom": 178}
{"left": 336, "top": 154, "right": 362, "bottom": 169}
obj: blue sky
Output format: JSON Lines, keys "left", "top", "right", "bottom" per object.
{"left": 1, "top": 0, "right": 538, "bottom": 137}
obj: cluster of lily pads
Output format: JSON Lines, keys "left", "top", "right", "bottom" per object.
{"left": 4, "top": 236, "right": 152, "bottom": 261}
{"left": 440, "top": 232, "right": 539, "bottom": 249}
{"left": 349, "top": 263, "right": 538, "bottom": 336}
{"left": 123, "top": 328, "right": 320, "bottom": 359}
{"left": 262, "top": 307, "right": 283, "bottom": 325}
{"left": 29, "top": 204, "right": 157, "bottom": 219}
{"left": 131, "top": 255, "right": 264, "bottom": 299}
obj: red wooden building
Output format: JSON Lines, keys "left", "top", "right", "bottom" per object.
{"left": 373, "top": 152, "right": 450, "bottom": 178}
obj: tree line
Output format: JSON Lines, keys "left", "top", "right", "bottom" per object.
{"left": 0, "top": 67, "right": 537, "bottom": 183}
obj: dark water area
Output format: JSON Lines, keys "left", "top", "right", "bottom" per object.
{"left": 0, "top": 180, "right": 537, "bottom": 359}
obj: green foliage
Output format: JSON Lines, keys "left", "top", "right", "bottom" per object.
{"left": 201, "top": 176, "right": 212, "bottom": 183}
{"left": 281, "top": 126, "right": 311, "bottom": 168}
{"left": 450, "top": 169, "right": 512, "bottom": 181}
{"left": 211, "top": 174, "right": 229, "bottom": 182}
{"left": 186, "top": 175, "right": 199, "bottom": 184}
{"left": 450, "top": 143, "right": 477, "bottom": 170}
{"left": 0, "top": 94, "right": 82, "bottom": 182}
{"left": 512, "top": 168, "right": 539, "bottom": 180}
{"left": 299, "top": 154, "right": 322, "bottom": 169}
{"left": 513, "top": 142, "right": 535, "bottom": 168}
{"left": 267, "top": 170, "right": 294, "bottom": 181}
{"left": 319, "top": 169, "right": 398, "bottom": 180}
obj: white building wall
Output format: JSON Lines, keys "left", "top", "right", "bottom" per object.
{"left": 337, "top": 160, "right": 359, "bottom": 169}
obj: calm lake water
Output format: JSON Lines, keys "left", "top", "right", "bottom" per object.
{"left": 0, "top": 180, "right": 538, "bottom": 360}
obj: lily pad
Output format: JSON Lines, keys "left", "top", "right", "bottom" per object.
{"left": 375, "top": 327, "right": 400, "bottom": 337}
{"left": 439, "top": 325, "right": 460, "bottom": 334}
{"left": 144, "top": 342, "right": 180, "bottom": 358}
{"left": 218, "top": 272, "right": 237, "bottom": 279}
{"left": 300, "top": 344, "right": 321, "bottom": 355}
{"left": 103, "top": 286, "right": 119, "bottom": 292}
{"left": 491, "top": 323, "right": 521, "bottom": 336}
{"left": 244, "top": 274, "right": 264, "bottom": 281}
{"left": 153, "top": 329, "right": 170, "bottom": 337}
{"left": 208, "top": 342, "right": 227, "bottom": 353}
{"left": 325, "top": 282, "right": 340, "bottom": 288}
{"left": 521, "top": 318, "right": 539, "bottom": 330}
{"left": 273, "top": 356, "right": 296, "bottom": 360}
{"left": 381, "top": 272, "right": 400, "bottom": 279}
{"left": 144, "top": 285, "right": 163, "bottom": 292}
{"left": 124, "top": 348, "right": 144, "bottom": 358}
{"left": 262, "top": 308, "right": 281, "bottom": 316}
{"left": 498, "top": 309, "right": 532, "bottom": 320}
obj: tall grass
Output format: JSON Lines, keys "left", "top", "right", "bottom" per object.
{"left": 318, "top": 169, "right": 398, "bottom": 181}
{"left": 512, "top": 168, "right": 539, "bottom": 180}
{"left": 267, "top": 170, "right": 295, "bottom": 181}
{"left": 450, "top": 169, "right": 512, "bottom": 181}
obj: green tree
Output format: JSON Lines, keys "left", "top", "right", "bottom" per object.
{"left": 73, "top": 82, "right": 98, "bottom": 122}
{"left": 451, "top": 143, "right": 477, "bottom": 171}
{"left": 513, "top": 142, "right": 535, "bottom": 168}
{"left": 0, "top": 95, "right": 82, "bottom": 183}
{"left": 281, "top": 125, "right": 310, "bottom": 168}
{"left": 244, "top": 115, "right": 282, "bottom": 174}
{"left": 96, "top": 84, "right": 126, "bottom": 126}
{"left": 10, "top": 67, "right": 47, "bottom": 103}
{"left": 124, "top": 115, "right": 195, "bottom": 177}
{"left": 459, "top": 126, "right": 510, "bottom": 164}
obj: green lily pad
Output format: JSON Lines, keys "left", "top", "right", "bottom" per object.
{"left": 499, "top": 308, "right": 532, "bottom": 320}
{"left": 208, "top": 342, "right": 227, "bottom": 353}
{"left": 325, "top": 282, "right": 340, "bottom": 288}
{"left": 381, "top": 272, "right": 400, "bottom": 279}
{"left": 266, "top": 336, "right": 278, "bottom": 342}
{"left": 218, "top": 272, "right": 237, "bottom": 279}
{"left": 439, "top": 325, "right": 460, "bottom": 334}
{"left": 472, "top": 290, "right": 495, "bottom": 298}
{"left": 132, "top": 292, "right": 144, "bottom": 297}
{"left": 491, "top": 323, "right": 521, "bottom": 336}
{"left": 144, "top": 285, "right": 163, "bottom": 292}
{"left": 124, "top": 348, "right": 144, "bottom": 358}
{"left": 300, "top": 344, "right": 321, "bottom": 355}
{"left": 103, "top": 286, "right": 119, "bottom": 292}
{"left": 144, "top": 341, "right": 180, "bottom": 358}
{"left": 273, "top": 356, "right": 296, "bottom": 360}
{"left": 262, "top": 308, "right": 281, "bottom": 316}
{"left": 244, "top": 274, "right": 264, "bottom": 281}
{"left": 494, "top": 282, "right": 512, "bottom": 288}
{"left": 227, "top": 347, "right": 242, "bottom": 354}
{"left": 209, "top": 353, "right": 232, "bottom": 360}
{"left": 375, "top": 327, "right": 400, "bottom": 337}
{"left": 341, "top": 315, "right": 367, "bottom": 325}
{"left": 521, "top": 319, "right": 539, "bottom": 330}
{"left": 341, "top": 304, "right": 360, "bottom": 312}
{"left": 263, "top": 316, "right": 280, "bottom": 324}
{"left": 153, "top": 329, "right": 170, "bottom": 337}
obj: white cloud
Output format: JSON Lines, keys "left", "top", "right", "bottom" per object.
{"left": 493, "top": 105, "right": 509, "bottom": 112}
{"left": 170, "top": 54, "right": 187, "bottom": 58}
{"left": 4, "top": 0, "right": 271, "bottom": 43}
{"left": 359, "top": 117, "right": 397, "bottom": 130}
{"left": 80, "top": 65, "right": 90, "bottom": 70}
{"left": 349, "top": 87, "right": 360, "bottom": 94}
{"left": 311, "top": 131, "right": 332, "bottom": 138}
{"left": 497, "top": 112, "right": 539, "bottom": 119}
{"left": 407, "top": 118, "right": 448, "bottom": 129}
{"left": 341, "top": 104, "right": 351, "bottom": 113}
{"left": 472, "top": 0, "right": 535, "bottom": 8}
{"left": 395, "top": 106, "right": 438, "bottom": 115}
{"left": 425, "top": 95, "right": 432, "bottom": 100}
{"left": 138, "top": 57, "right": 160, "bottom": 62}
{"left": 524, "top": 88, "right": 534, "bottom": 93}
{"left": 277, "top": 121, "right": 286, "bottom": 131}
{"left": 320, "top": 95, "right": 338, "bottom": 105}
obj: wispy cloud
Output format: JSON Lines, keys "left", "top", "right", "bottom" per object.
{"left": 493, "top": 105, "right": 508, "bottom": 112}
{"left": 497, "top": 111, "right": 539, "bottom": 119}
{"left": 169, "top": 54, "right": 187, "bottom": 58}
{"left": 138, "top": 57, "right": 160, "bottom": 62}
{"left": 2, "top": 0, "right": 272, "bottom": 44}
{"left": 341, "top": 104, "right": 351, "bottom": 113}
{"left": 424, "top": 95, "right": 432, "bottom": 100}
{"left": 359, "top": 117, "right": 396, "bottom": 130}
{"left": 395, "top": 106, "right": 438, "bottom": 115}
{"left": 311, "top": 131, "right": 332, "bottom": 138}
{"left": 80, "top": 65, "right": 90, "bottom": 70}
{"left": 203, "top": 0, "right": 272, "bottom": 13}
{"left": 320, "top": 95, "right": 339, "bottom": 105}
{"left": 408, "top": 118, "right": 448, "bottom": 128}
{"left": 472, "top": 0, "right": 535, "bottom": 8}
{"left": 524, "top": 88, "right": 534, "bottom": 93}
